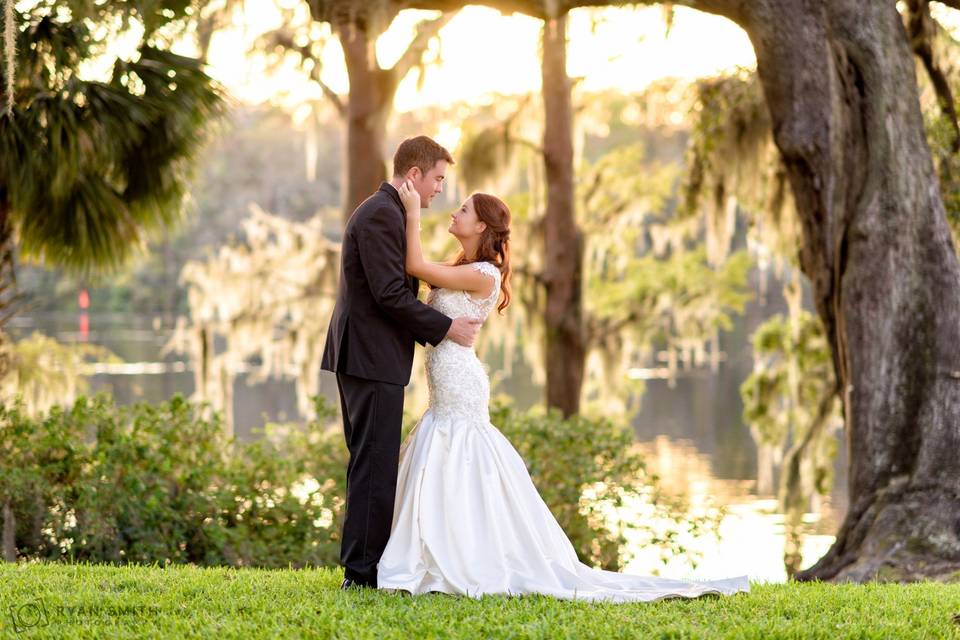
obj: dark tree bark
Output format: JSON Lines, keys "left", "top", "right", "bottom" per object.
{"left": 541, "top": 15, "right": 585, "bottom": 418}
{"left": 336, "top": 20, "right": 393, "bottom": 224}
{"left": 0, "top": 196, "right": 19, "bottom": 333}
{"left": 2, "top": 500, "right": 15, "bottom": 562}
{"left": 733, "top": 0, "right": 960, "bottom": 583}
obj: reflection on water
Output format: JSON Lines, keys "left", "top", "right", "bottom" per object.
{"left": 7, "top": 310, "right": 847, "bottom": 582}
{"left": 6, "top": 313, "right": 313, "bottom": 440}
{"left": 620, "top": 435, "right": 842, "bottom": 583}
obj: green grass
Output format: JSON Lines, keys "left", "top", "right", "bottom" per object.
{"left": 1, "top": 563, "right": 959, "bottom": 639}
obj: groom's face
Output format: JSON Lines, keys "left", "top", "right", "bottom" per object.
{"left": 411, "top": 160, "right": 448, "bottom": 208}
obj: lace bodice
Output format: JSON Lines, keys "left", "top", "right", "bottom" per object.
{"left": 425, "top": 261, "right": 502, "bottom": 321}
{"left": 424, "top": 261, "right": 502, "bottom": 421}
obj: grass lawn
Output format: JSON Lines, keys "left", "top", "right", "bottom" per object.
{"left": 1, "top": 562, "right": 959, "bottom": 639}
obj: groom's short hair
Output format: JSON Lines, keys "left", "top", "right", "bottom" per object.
{"left": 393, "top": 136, "right": 454, "bottom": 177}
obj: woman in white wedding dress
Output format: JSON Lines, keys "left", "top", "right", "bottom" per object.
{"left": 376, "top": 182, "right": 750, "bottom": 603}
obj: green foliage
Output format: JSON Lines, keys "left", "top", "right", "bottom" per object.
{"left": 491, "top": 402, "right": 723, "bottom": 572}
{"left": 589, "top": 247, "right": 752, "bottom": 340}
{"left": 741, "top": 312, "right": 836, "bottom": 452}
{"left": 456, "top": 111, "right": 755, "bottom": 414}
{"left": 458, "top": 121, "right": 521, "bottom": 193}
{"left": 572, "top": 135, "right": 755, "bottom": 416}
{"left": 0, "top": 392, "right": 719, "bottom": 572}
{"left": 17, "top": 102, "right": 344, "bottom": 316}
{"left": 579, "top": 143, "right": 679, "bottom": 234}
{"left": 925, "top": 102, "right": 960, "bottom": 251}
{"left": 207, "top": 398, "right": 347, "bottom": 568}
{"left": 0, "top": 393, "right": 347, "bottom": 568}
{"left": 740, "top": 308, "right": 840, "bottom": 576}
{"left": 682, "top": 70, "right": 801, "bottom": 269}
{"left": 1, "top": 3, "right": 226, "bottom": 277}
{"left": 165, "top": 206, "right": 340, "bottom": 433}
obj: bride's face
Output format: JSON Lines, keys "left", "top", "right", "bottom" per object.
{"left": 448, "top": 197, "right": 486, "bottom": 240}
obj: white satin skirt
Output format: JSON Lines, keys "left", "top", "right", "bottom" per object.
{"left": 376, "top": 408, "right": 751, "bottom": 603}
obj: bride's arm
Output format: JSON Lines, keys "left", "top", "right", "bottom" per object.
{"left": 399, "top": 181, "right": 496, "bottom": 298}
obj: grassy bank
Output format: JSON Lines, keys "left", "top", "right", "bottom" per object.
{"left": 1, "top": 563, "right": 959, "bottom": 639}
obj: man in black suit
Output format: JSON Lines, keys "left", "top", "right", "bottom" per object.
{"left": 321, "top": 136, "right": 481, "bottom": 589}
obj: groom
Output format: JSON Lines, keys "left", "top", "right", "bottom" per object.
{"left": 321, "top": 136, "right": 481, "bottom": 589}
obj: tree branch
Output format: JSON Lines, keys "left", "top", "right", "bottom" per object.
{"left": 402, "top": 0, "right": 746, "bottom": 22}
{"left": 907, "top": 0, "right": 960, "bottom": 152}
{"left": 195, "top": 0, "right": 245, "bottom": 63}
{"left": 258, "top": 28, "right": 347, "bottom": 117}
{"left": 389, "top": 11, "right": 456, "bottom": 82}
{"left": 506, "top": 134, "right": 544, "bottom": 155}
{"left": 510, "top": 263, "right": 546, "bottom": 287}
{"left": 314, "top": 74, "right": 347, "bottom": 118}
{"left": 587, "top": 309, "right": 640, "bottom": 345}
{"left": 308, "top": 1, "right": 400, "bottom": 28}
{"left": 500, "top": 94, "right": 542, "bottom": 153}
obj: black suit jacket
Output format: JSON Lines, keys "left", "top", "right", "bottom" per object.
{"left": 321, "top": 183, "right": 453, "bottom": 385}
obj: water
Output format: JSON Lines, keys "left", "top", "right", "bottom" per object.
{"left": 6, "top": 297, "right": 846, "bottom": 583}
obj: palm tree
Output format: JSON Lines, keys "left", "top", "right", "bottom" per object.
{"left": 0, "top": 4, "right": 226, "bottom": 324}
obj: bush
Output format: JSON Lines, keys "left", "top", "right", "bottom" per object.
{"left": 1, "top": 393, "right": 718, "bottom": 571}
{"left": 0, "top": 393, "right": 347, "bottom": 568}
{"left": 491, "top": 402, "right": 722, "bottom": 571}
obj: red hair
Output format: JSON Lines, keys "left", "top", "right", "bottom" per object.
{"left": 447, "top": 193, "right": 512, "bottom": 314}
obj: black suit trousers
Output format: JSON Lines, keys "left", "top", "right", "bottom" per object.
{"left": 335, "top": 370, "right": 405, "bottom": 586}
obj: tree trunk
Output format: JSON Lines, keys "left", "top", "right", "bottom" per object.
{"left": 541, "top": 15, "right": 585, "bottom": 418}
{"left": 338, "top": 23, "right": 392, "bottom": 224}
{"left": 2, "top": 500, "right": 16, "bottom": 562}
{"left": 734, "top": 0, "right": 960, "bottom": 582}
{"left": 0, "top": 195, "right": 20, "bottom": 376}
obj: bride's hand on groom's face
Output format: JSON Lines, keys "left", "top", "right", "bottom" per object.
{"left": 399, "top": 179, "right": 421, "bottom": 218}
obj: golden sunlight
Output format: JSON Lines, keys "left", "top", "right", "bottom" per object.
{"left": 200, "top": 3, "right": 755, "bottom": 112}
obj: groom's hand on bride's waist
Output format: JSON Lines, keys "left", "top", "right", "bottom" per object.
{"left": 446, "top": 317, "right": 482, "bottom": 347}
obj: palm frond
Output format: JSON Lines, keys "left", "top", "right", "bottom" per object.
{"left": 0, "top": 11, "right": 227, "bottom": 276}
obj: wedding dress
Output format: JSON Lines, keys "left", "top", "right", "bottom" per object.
{"left": 376, "top": 261, "right": 750, "bottom": 602}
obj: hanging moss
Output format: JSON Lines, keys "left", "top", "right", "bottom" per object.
{"left": 456, "top": 96, "right": 536, "bottom": 194}
{"left": 3, "top": 0, "right": 14, "bottom": 117}
{"left": 739, "top": 285, "right": 842, "bottom": 578}
{"left": 682, "top": 70, "right": 801, "bottom": 268}
{"left": 165, "top": 205, "right": 340, "bottom": 437}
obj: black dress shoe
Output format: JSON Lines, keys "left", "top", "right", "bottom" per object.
{"left": 340, "top": 578, "right": 372, "bottom": 590}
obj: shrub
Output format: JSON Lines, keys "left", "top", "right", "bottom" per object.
{"left": 491, "top": 402, "right": 722, "bottom": 571}
{"left": 1, "top": 393, "right": 718, "bottom": 572}
{"left": 0, "top": 393, "right": 347, "bottom": 568}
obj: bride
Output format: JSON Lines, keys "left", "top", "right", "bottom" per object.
{"left": 375, "top": 180, "right": 750, "bottom": 603}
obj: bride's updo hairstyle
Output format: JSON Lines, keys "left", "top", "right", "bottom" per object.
{"left": 450, "top": 193, "right": 512, "bottom": 314}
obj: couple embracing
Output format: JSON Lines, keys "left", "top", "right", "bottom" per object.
{"left": 320, "top": 135, "right": 749, "bottom": 602}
